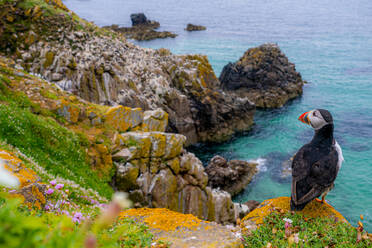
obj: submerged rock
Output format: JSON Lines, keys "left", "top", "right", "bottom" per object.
{"left": 219, "top": 43, "right": 305, "bottom": 108}
{"left": 205, "top": 155, "right": 258, "bottom": 196}
{"left": 185, "top": 23, "right": 206, "bottom": 31}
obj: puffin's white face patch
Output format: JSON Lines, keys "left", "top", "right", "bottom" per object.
{"left": 308, "top": 109, "right": 327, "bottom": 130}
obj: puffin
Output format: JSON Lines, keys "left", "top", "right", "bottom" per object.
{"left": 290, "top": 109, "right": 344, "bottom": 211}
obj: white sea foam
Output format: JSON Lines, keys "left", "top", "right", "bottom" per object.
{"left": 249, "top": 157, "right": 267, "bottom": 172}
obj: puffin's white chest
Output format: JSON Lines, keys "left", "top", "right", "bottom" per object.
{"left": 334, "top": 141, "right": 344, "bottom": 170}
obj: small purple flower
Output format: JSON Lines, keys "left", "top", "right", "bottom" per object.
{"left": 45, "top": 205, "right": 50, "bottom": 211}
{"left": 72, "top": 212, "right": 83, "bottom": 223}
{"left": 50, "top": 180, "right": 57, "bottom": 186}
{"left": 46, "top": 188, "right": 54, "bottom": 195}
{"left": 55, "top": 184, "right": 64, "bottom": 190}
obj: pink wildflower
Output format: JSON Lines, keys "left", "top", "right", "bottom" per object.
{"left": 73, "top": 212, "right": 83, "bottom": 223}
{"left": 55, "top": 183, "right": 64, "bottom": 190}
{"left": 50, "top": 180, "right": 57, "bottom": 186}
{"left": 46, "top": 188, "right": 54, "bottom": 195}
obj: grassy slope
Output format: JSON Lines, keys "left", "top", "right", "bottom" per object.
{"left": 0, "top": 60, "right": 113, "bottom": 198}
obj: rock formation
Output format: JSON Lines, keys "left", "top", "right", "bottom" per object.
{"left": 219, "top": 43, "right": 305, "bottom": 108}
{"left": 205, "top": 155, "right": 257, "bottom": 196}
{"left": 0, "top": 57, "right": 240, "bottom": 224}
{"left": 185, "top": 24, "right": 206, "bottom": 31}
{"left": 0, "top": 2, "right": 255, "bottom": 145}
{"left": 103, "top": 13, "right": 176, "bottom": 41}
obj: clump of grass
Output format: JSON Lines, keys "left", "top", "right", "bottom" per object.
{"left": 0, "top": 79, "right": 113, "bottom": 198}
{"left": 244, "top": 210, "right": 371, "bottom": 248}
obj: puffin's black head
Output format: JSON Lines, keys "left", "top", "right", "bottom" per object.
{"left": 298, "top": 109, "right": 333, "bottom": 130}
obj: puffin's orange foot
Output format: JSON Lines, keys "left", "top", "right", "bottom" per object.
{"left": 315, "top": 198, "right": 324, "bottom": 203}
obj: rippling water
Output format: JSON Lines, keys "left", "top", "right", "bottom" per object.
{"left": 64, "top": 0, "right": 372, "bottom": 230}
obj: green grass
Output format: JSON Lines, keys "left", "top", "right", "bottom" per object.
{"left": 0, "top": 78, "right": 113, "bottom": 198}
{"left": 244, "top": 211, "right": 371, "bottom": 248}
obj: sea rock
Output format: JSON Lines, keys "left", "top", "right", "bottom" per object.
{"left": 104, "top": 13, "right": 175, "bottom": 41}
{"left": 130, "top": 13, "right": 151, "bottom": 26}
{"left": 205, "top": 155, "right": 258, "bottom": 196}
{"left": 185, "top": 24, "right": 207, "bottom": 31}
{"left": 219, "top": 43, "right": 305, "bottom": 108}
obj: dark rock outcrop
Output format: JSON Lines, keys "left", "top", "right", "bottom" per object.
{"left": 219, "top": 43, "right": 305, "bottom": 108}
{"left": 205, "top": 155, "right": 258, "bottom": 196}
{"left": 185, "top": 24, "right": 206, "bottom": 31}
{"left": 104, "top": 13, "right": 176, "bottom": 41}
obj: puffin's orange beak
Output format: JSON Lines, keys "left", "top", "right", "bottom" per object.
{"left": 298, "top": 111, "right": 310, "bottom": 125}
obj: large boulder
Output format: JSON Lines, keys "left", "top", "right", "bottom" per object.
{"left": 219, "top": 43, "right": 305, "bottom": 108}
{"left": 205, "top": 155, "right": 258, "bottom": 196}
{"left": 113, "top": 132, "right": 236, "bottom": 224}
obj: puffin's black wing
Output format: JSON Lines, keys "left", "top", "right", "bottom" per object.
{"left": 291, "top": 145, "right": 339, "bottom": 210}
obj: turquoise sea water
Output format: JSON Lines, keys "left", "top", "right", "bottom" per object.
{"left": 64, "top": 0, "right": 372, "bottom": 231}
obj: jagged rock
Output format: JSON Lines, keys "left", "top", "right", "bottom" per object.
{"left": 2, "top": 4, "right": 255, "bottom": 144}
{"left": 205, "top": 155, "right": 258, "bottom": 196}
{"left": 219, "top": 43, "right": 305, "bottom": 108}
{"left": 185, "top": 24, "right": 206, "bottom": 31}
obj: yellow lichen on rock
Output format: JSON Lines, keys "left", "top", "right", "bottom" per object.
{"left": 0, "top": 149, "right": 46, "bottom": 209}
{"left": 141, "top": 108, "right": 168, "bottom": 132}
{"left": 120, "top": 208, "right": 202, "bottom": 231}
{"left": 0, "top": 149, "right": 37, "bottom": 188}
{"left": 104, "top": 105, "right": 143, "bottom": 132}
{"left": 241, "top": 197, "right": 348, "bottom": 228}
{"left": 56, "top": 99, "right": 80, "bottom": 123}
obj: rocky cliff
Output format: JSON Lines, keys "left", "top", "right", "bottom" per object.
{"left": 0, "top": 0, "right": 255, "bottom": 145}
{"left": 0, "top": 54, "right": 240, "bottom": 224}
{"left": 219, "top": 43, "right": 305, "bottom": 108}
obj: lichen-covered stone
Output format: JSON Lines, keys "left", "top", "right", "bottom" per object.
{"left": 104, "top": 105, "right": 143, "bottom": 132}
{"left": 141, "top": 108, "right": 168, "bottom": 132}
{"left": 240, "top": 197, "right": 348, "bottom": 233}
{"left": 0, "top": 149, "right": 46, "bottom": 209}
{"left": 56, "top": 99, "right": 80, "bottom": 123}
